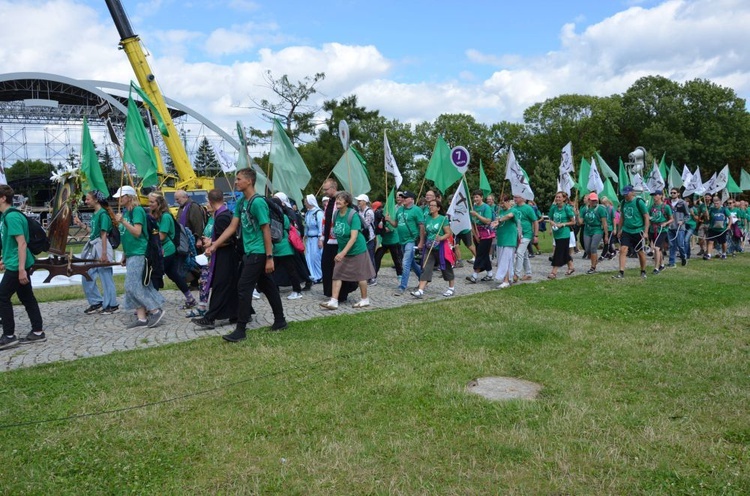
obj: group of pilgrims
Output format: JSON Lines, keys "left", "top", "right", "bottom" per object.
{"left": 0, "top": 171, "right": 747, "bottom": 349}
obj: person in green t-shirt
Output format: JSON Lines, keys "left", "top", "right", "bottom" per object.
{"left": 705, "top": 196, "right": 732, "bottom": 259}
{"left": 114, "top": 185, "right": 166, "bottom": 329}
{"left": 548, "top": 191, "right": 576, "bottom": 278}
{"left": 373, "top": 201, "right": 403, "bottom": 280}
{"left": 647, "top": 191, "right": 673, "bottom": 274}
{"left": 579, "top": 192, "right": 609, "bottom": 274}
{"left": 205, "top": 168, "right": 287, "bottom": 341}
{"left": 467, "top": 190, "right": 496, "bottom": 282}
{"left": 612, "top": 185, "right": 650, "bottom": 279}
{"left": 73, "top": 190, "right": 119, "bottom": 315}
{"left": 726, "top": 198, "right": 743, "bottom": 256}
{"left": 410, "top": 199, "right": 455, "bottom": 298}
{"left": 0, "top": 184, "right": 45, "bottom": 350}
{"left": 492, "top": 195, "right": 520, "bottom": 288}
{"left": 696, "top": 193, "right": 712, "bottom": 256}
{"left": 320, "top": 191, "right": 376, "bottom": 310}
{"left": 385, "top": 191, "right": 424, "bottom": 295}
{"left": 512, "top": 194, "right": 539, "bottom": 281}
{"left": 148, "top": 193, "right": 198, "bottom": 309}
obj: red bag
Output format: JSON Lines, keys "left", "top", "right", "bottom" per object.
{"left": 288, "top": 224, "right": 305, "bottom": 252}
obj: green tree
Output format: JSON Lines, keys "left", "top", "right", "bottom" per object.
{"left": 193, "top": 137, "right": 220, "bottom": 176}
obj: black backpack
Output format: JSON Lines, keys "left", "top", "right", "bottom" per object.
{"left": 247, "top": 195, "right": 284, "bottom": 244}
{"left": 107, "top": 222, "right": 121, "bottom": 250}
{"left": 3, "top": 208, "right": 50, "bottom": 255}
{"left": 143, "top": 213, "right": 165, "bottom": 289}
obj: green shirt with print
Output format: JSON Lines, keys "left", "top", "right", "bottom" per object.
{"left": 707, "top": 206, "right": 729, "bottom": 231}
{"left": 0, "top": 209, "right": 34, "bottom": 271}
{"left": 121, "top": 206, "right": 148, "bottom": 257}
{"left": 471, "top": 203, "right": 494, "bottom": 227}
{"left": 423, "top": 214, "right": 448, "bottom": 243}
{"left": 649, "top": 203, "right": 673, "bottom": 231}
{"left": 685, "top": 206, "right": 698, "bottom": 230}
{"left": 90, "top": 209, "right": 112, "bottom": 242}
{"left": 620, "top": 197, "right": 648, "bottom": 234}
{"left": 234, "top": 195, "right": 270, "bottom": 255}
{"left": 395, "top": 205, "right": 423, "bottom": 245}
{"left": 334, "top": 209, "right": 367, "bottom": 256}
{"left": 548, "top": 203, "right": 575, "bottom": 240}
{"left": 581, "top": 204, "right": 608, "bottom": 236}
{"left": 495, "top": 207, "right": 520, "bottom": 247}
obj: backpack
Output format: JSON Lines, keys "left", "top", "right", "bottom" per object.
{"left": 107, "top": 222, "right": 121, "bottom": 250}
{"left": 143, "top": 213, "right": 165, "bottom": 289}
{"left": 246, "top": 195, "right": 284, "bottom": 244}
{"left": 170, "top": 216, "right": 193, "bottom": 256}
{"left": 373, "top": 207, "right": 386, "bottom": 236}
{"left": 346, "top": 208, "right": 371, "bottom": 242}
{"left": 4, "top": 208, "right": 50, "bottom": 255}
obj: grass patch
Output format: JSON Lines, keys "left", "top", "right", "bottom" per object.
{"left": 0, "top": 256, "right": 748, "bottom": 494}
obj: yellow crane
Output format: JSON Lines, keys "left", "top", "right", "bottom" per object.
{"left": 105, "top": 0, "right": 213, "bottom": 207}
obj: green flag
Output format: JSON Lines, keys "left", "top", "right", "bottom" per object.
{"left": 130, "top": 82, "right": 169, "bottom": 137}
{"left": 668, "top": 164, "right": 682, "bottom": 189}
{"left": 602, "top": 177, "right": 619, "bottom": 208}
{"left": 618, "top": 157, "right": 631, "bottom": 194}
{"left": 351, "top": 147, "right": 370, "bottom": 178}
{"left": 741, "top": 169, "right": 750, "bottom": 191}
{"left": 577, "top": 157, "right": 591, "bottom": 196}
{"left": 269, "top": 118, "right": 311, "bottom": 207}
{"left": 479, "top": 160, "right": 491, "bottom": 196}
{"left": 425, "top": 136, "right": 462, "bottom": 194}
{"left": 236, "top": 121, "right": 250, "bottom": 170}
{"left": 726, "top": 170, "right": 742, "bottom": 194}
{"left": 80, "top": 117, "right": 109, "bottom": 197}
{"left": 595, "top": 152, "right": 618, "bottom": 183}
{"left": 332, "top": 146, "right": 371, "bottom": 196}
{"left": 123, "top": 96, "right": 158, "bottom": 188}
{"left": 658, "top": 153, "right": 668, "bottom": 183}
{"left": 385, "top": 187, "right": 397, "bottom": 219}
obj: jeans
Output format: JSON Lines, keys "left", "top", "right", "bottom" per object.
{"left": 514, "top": 237, "right": 532, "bottom": 277}
{"left": 684, "top": 228, "right": 694, "bottom": 259}
{"left": 398, "top": 241, "right": 422, "bottom": 290}
{"left": 668, "top": 229, "right": 687, "bottom": 265}
{"left": 0, "top": 270, "right": 43, "bottom": 335}
{"left": 82, "top": 266, "right": 118, "bottom": 308}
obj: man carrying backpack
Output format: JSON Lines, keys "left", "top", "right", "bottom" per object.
{"left": 0, "top": 185, "right": 45, "bottom": 349}
{"left": 205, "top": 168, "right": 287, "bottom": 342}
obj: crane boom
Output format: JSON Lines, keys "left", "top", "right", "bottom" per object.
{"left": 105, "top": 0, "right": 212, "bottom": 191}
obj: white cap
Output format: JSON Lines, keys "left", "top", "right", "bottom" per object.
{"left": 273, "top": 191, "right": 292, "bottom": 209}
{"left": 113, "top": 185, "right": 137, "bottom": 198}
{"left": 322, "top": 196, "right": 330, "bottom": 202}
{"left": 355, "top": 194, "right": 370, "bottom": 203}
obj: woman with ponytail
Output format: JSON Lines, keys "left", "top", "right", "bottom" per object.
{"left": 74, "top": 190, "right": 119, "bottom": 314}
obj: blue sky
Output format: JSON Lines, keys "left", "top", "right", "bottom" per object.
{"left": 0, "top": 0, "right": 748, "bottom": 146}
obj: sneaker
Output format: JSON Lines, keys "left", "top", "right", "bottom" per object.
{"left": 20, "top": 331, "right": 46, "bottom": 344}
{"left": 721, "top": 253, "right": 727, "bottom": 260}
{"left": 586, "top": 268, "right": 597, "bottom": 274}
{"left": 703, "top": 254, "right": 711, "bottom": 260}
{"left": 270, "top": 320, "right": 288, "bottom": 332}
{"left": 147, "top": 309, "right": 165, "bottom": 328}
{"left": 100, "top": 305, "right": 120, "bottom": 315}
{"left": 192, "top": 317, "right": 215, "bottom": 329}
{"left": 480, "top": 275, "right": 494, "bottom": 282}
{"left": 410, "top": 289, "right": 424, "bottom": 299}
{"left": 666, "top": 264, "right": 676, "bottom": 268}
{"left": 0, "top": 334, "right": 19, "bottom": 350}
{"left": 497, "top": 282, "right": 511, "bottom": 289}
{"left": 126, "top": 319, "right": 149, "bottom": 329}
{"left": 659, "top": 265, "right": 665, "bottom": 271}
{"left": 681, "top": 258, "right": 687, "bottom": 266}
{"left": 287, "top": 292, "right": 303, "bottom": 300}
{"left": 252, "top": 290, "right": 261, "bottom": 300}
{"left": 353, "top": 299, "right": 370, "bottom": 308}
{"left": 84, "top": 303, "right": 103, "bottom": 315}
{"left": 393, "top": 289, "right": 405, "bottom": 296}
{"left": 368, "top": 278, "right": 378, "bottom": 286}
{"left": 442, "top": 288, "right": 455, "bottom": 297}
{"left": 612, "top": 272, "right": 624, "bottom": 279}
{"left": 222, "top": 328, "right": 247, "bottom": 342}
{"left": 302, "top": 281, "right": 313, "bottom": 291}
{"left": 465, "top": 276, "right": 477, "bottom": 284}
{"left": 468, "top": 257, "right": 475, "bottom": 264}
{"left": 641, "top": 271, "right": 648, "bottom": 279}
{"left": 319, "top": 300, "right": 339, "bottom": 310}
{"left": 653, "top": 268, "right": 660, "bottom": 275}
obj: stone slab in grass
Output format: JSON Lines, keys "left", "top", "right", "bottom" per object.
{"left": 466, "top": 376, "right": 543, "bottom": 401}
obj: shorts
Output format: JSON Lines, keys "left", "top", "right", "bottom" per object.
{"left": 708, "top": 229, "right": 726, "bottom": 245}
{"left": 454, "top": 231, "right": 473, "bottom": 247}
{"left": 620, "top": 231, "right": 645, "bottom": 251}
{"left": 649, "top": 231, "right": 667, "bottom": 249}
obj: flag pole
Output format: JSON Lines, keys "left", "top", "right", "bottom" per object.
{"left": 421, "top": 215, "right": 447, "bottom": 270}
{"left": 267, "top": 128, "right": 275, "bottom": 197}
{"left": 315, "top": 169, "right": 334, "bottom": 197}
{"left": 345, "top": 146, "right": 353, "bottom": 194}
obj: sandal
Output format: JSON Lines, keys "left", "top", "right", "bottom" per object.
{"left": 547, "top": 273, "right": 557, "bottom": 280}
{"left": 185, "top": 308, "right": 205, "bottom": 318}
{"left": 565, "top": 269, "right": 576, "bottom": 276}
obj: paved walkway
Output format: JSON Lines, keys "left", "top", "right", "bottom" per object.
{"left": 1, "top": 250, "right": 643, "bottom": 372}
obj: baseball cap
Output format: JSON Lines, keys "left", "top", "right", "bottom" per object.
{"left": 622, "top": 185, "right": 635, "bottom": 195}
{"left": 355, "top": 194, "right": 370, "bottom": 203}
{"left": 650, "top": 190, "right": 663, "bottom": 196}
{"left": 371, "top": 201, "right": 382, "bottom": 210}
{"left": 402, "top": 191, "right": 416, "bottom": 200}
{"left": 113, "top": 185, "right": 137, "bottom": 198}
{"left": 396, "top": 191, "right": 405, "bottom": 197}
{"left": 588, "top": 192, "right": 599, "bottom": 201}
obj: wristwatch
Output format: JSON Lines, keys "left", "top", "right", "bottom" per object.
{"left": 266, "top": 254, "right": 274, "bottom": 259}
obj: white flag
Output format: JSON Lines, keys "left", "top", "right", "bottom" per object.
{"left": 703, "top": 172, "right": 719, "bottom": 195}
{"left": 0, "top": 162, "right": 6, "bottom": 185}
{"left": 708, "top": 165, "right": 730, "bottom": 194}
{"left": 383, "top": 131, "right": 403, "bottom": 189}
{"left": 681, "top": 165, "right": 692, "bottom": 186}
{"left": 446, "top": 180, "right": 472, "bottom": 236}
{"left": 505, "top": 146, "right": 534, "bottom": 200}
{"left": 683, "top": 167, "right": 704, "bottom": 197}
{"left": 631, "top": 173, "right": 646, "bottom": 193}
{"left": 559, "top": 142, "right": 575, "bottom": 196}
{"left": 645, "top": 164, "right": 665, "bottom": 193}
{"left": 587, "top": 156, "right": 604, "bottom": 194}
{"left": 217, "top": 150, "right": 236, "bottom": 173}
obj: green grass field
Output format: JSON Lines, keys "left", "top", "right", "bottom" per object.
{"left": 0, "top": 252, "right": 748, "bottom": 494}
